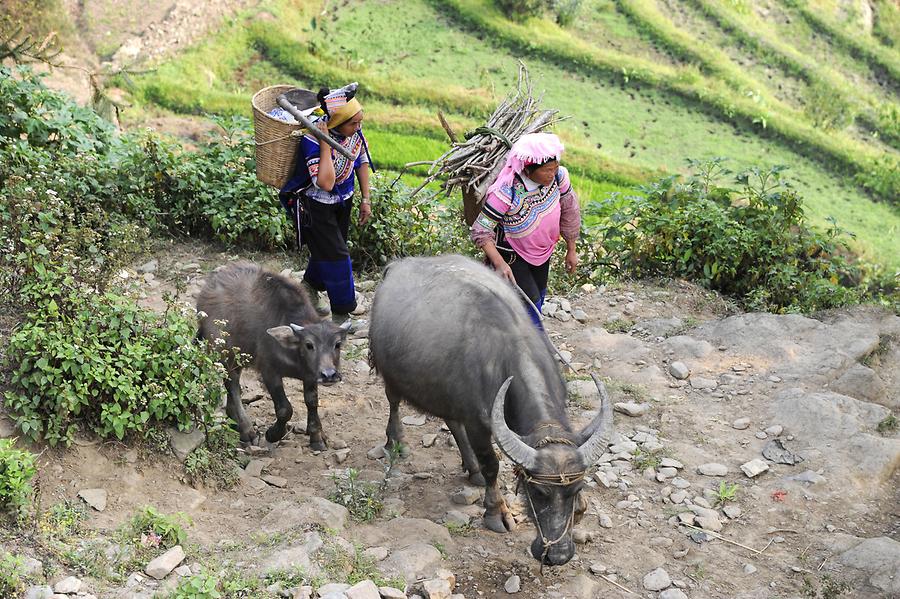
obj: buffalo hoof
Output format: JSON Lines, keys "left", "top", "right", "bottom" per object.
{"left": 468, "top": 471, "right": 486, "bottom": 486}
{"left": 310, "top": 439, "right": 327, "bottom": 452}
{"left": 483, "top": 511, "right": 516, "bottom": 533}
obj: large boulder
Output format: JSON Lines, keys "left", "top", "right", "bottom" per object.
{"left": 693, "top": 313, "right": 880, "bottom": 387}
{"left": 260, "top": 497, "right": 349, "bottom": 533}
{"left": 836, "top": 535, "right": 900, "bottom": 595}
{"left": 772, "top": 389, "right": 900, "bottom": 485}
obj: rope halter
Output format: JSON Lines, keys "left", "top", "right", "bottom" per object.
{"left": 513, "top": 434, "right": 588, "bottom": 572}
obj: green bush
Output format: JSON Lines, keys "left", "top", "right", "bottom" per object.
{"left": 0, "top": 439, "right": 36, "bottom": 522}
{"left": 123, "top": 506, "right": 190, "bottom": 549}
{"left": 0, "top": 551, "right": 25, "bottom": 597}
{"left": 803, "top": 81, "right": 853, "bottom": 131}
{"left": 4, "top": 292, "right": 224, "bottom": 446}
{"left": 348, "top": 175, "right": 471, "bottom": 271}
{"left": 183, "top": 420, "right": 240, "bottom": 489}
{"left": 874, "top": 0, "right": 900, "bottom": 47}
{"left": 589, "top": 159, "right": 866, "bottom": 313}
{"left": 494, "top": 0, "right": 549, "bottom": 20}
{"left": 168, "top": 572, "right": 222, "bottom": 599}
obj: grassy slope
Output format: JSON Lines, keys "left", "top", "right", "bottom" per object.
{"left": 127, "top": 0, "right": 900, "bottom": 268}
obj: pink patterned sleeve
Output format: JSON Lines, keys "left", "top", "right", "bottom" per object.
{"left": 470, "top": 189, "right": 511, "bottom": 248}
{"left": 558, "top": 168, "right": 581, "bottom": 241}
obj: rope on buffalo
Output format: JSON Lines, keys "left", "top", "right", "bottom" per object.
{"left": 515, "top": 465, "right": 579, "bottom": 573}
{"left": 512, "top": 285, "right": 578, "bottom": 372}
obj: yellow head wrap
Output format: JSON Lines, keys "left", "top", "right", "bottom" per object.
{"left": 327, "top": 98, "right": 363, "bottom": 129}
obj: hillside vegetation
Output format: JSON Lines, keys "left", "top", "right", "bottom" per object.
{"left": 121, "top": 0, "right": 900, "bottom": 270}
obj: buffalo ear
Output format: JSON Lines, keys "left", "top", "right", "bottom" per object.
{"left": 267, "top": 326, "right": 301, "bottom": 348}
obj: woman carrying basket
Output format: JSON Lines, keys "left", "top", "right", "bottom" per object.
{"left": 470, "top": 132, "right": 581, "bottom": 327}
{"left": 280, "top": 82, "right": 373, "bottom": 323}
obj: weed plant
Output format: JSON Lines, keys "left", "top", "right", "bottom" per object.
{"left": 0, "top": 551, "right": 25, "bottom": 597}
{"left": 0, "top": 439, "right": 36, "bottom": 523}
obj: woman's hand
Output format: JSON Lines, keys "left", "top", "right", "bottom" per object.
{"left": 358, "top": 201, "right": 372, "bottom": 225}
{"left": 493, "top": 259, "right": 516, "bottom": 284}
{"left": 565, "top": 248, "right": 579, "bottom": 274}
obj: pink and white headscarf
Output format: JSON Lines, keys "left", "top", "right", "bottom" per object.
{"left": 487, "top": 132, "right": 565, "bottom": 197}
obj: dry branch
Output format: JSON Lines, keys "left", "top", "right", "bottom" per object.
{"left": 405, "top": 63, "right": 566, "bottom": 224}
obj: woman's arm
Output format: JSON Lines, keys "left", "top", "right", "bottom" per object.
{"left": 479, "top": 238, "right": 515, "bottom": 284}
{"left": 356, "top": 163, "right": 372, "bottom": 224}
{"left": 559, "top": 186, "right": 581, "bottom": 274}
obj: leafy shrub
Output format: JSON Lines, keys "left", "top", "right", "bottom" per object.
{"left": 4, "top": 292, "right": 224, "bottom": 446}
{"left": 551, "top": 0, "right": 583, "bottom": 26}
{"left": 168, "top": 572, "right": 222, "bottom": 599}
{"left": 183, "top": 419, "right": 240, "bottom": 489}
{"left": 0, "top": 65, "right": 114, "bottom": 153}
{"left": 494, "top": 0, "right": 550, "bottom": 20}
{"left": 803, "top": 81, "right": 853, "bottom": 131}
{"left": 329, "top": 468, "right": 384, "bottom": 523}
{"left": 589, "top": 159, "right": 866, "bottom": 312}
{"left": 123, "top": 506, "right": 190, "bottom": 549}
{"left": 348, "top": 175, "right": 471, "bottom": 271}
{"left": 0, "top": 439, "right": 36, "bottom": 522}
{"left": 856, "top": 155, "right": 900, "bottom": 205}
{"left": 115, "top": 117, "right": 289, "bottom": 249}
{"left": 0, "top": 551, "right": 25, "bottom": 597}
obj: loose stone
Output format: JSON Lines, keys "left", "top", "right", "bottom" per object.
{"left": 740, "top": 459, "right": 770, "bottom": 478}
{"left": 504, "top": 575, "right": 521, "bottom": 594}
{"left": 697, "top": 463, "right": 728, "bottom": 477}
{"left": 642, "top": 567, "right": 672, "bottom": 591}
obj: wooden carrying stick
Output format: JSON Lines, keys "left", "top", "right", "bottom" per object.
{"left": 276, "top": 95, "right": 354, "bottom": 160}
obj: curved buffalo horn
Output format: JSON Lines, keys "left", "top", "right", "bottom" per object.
{"left": 289, "top": 323, "right": 305, "bottom": 335}
{"left": 576, "top": 373, "right": 614, "bottom": 465}
{"left": 491, "top": 376, "right": 538, "bottom": 471}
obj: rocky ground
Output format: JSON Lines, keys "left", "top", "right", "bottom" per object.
{"left": 5, "top": 240, "right": 899, "bottom": 599}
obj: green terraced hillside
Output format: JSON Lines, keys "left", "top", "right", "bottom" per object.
{"left": 128, "top": 0, "right": 900, "bottom": 268}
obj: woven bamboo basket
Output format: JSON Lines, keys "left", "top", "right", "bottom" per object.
{"left": 252, "top": 85, "right": 319, "bottom": 189}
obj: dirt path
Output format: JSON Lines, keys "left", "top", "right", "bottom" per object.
{"left": 7, "top": 240, "right": 898, "bottom": 599}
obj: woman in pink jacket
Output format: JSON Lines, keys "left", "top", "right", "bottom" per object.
{"left": 470, "top": 133, "right": 581, "bottom": 326}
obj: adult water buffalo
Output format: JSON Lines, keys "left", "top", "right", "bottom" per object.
{"left": 196, "top": 262, "right": 350, "bottom": 449}
{"left": 369, "top": 255, "right": 612, "bottom": 566}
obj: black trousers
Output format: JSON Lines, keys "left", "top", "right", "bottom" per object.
{"left": 283, "top": 192, "right": 357, "bottom": 314}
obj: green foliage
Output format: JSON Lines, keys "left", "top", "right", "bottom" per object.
{"left": 591, "top": 159, "right": 868, "bottom": 312}
{"left": 0, "top": 65, "right": 113, "bottom": 152}
{"left": 632, "top": 448, "right": 663, "bottom": 471}
{"left": 4, "top": 292, "right": 224, "bottom": 446}
{"left": 803, "top": 81, "right": 853, "bottom": 131}
{"left": 116, "top": 116, "right": 289, "bottom": 249}
{"left": 855, "top": 155, "right": 900, "bottom": 204}
{"left": 183, "top": 420, "right": 240, "bottom": 489}
{"left": 318, "top": 541, "right": 404, "bottom": 588}
{"left": 329, "top": 468, "right": 384, "bottom": 523}
{"left": 713, "top": 481, "right": 739, "bottom": 506}
{"left": 0, "top": 551, "right": 25, "bottom": 597}
{"left": 877, "top": 414, "right": 898, "bottom": 434}
{"left": 873, "top": 1, "right": 900, "bottom": 47}
{"left": 39, "top": 499, "right": 87, "bottom": 542}
{"left": 552, "top": 0, "right": 583, "bottom": 26}
{"left": 123, "top": 506, "right": 190, "bottom": 549}
{"left": 494, "top": 0, "right": 550, "bottom": 21}
{"left": 0, "top": 439, "right": 36, "bottom": 522}
{"left": 348, "top": 175, "right": 471, "bottom": 271}
{"left": 169, "top": 572, "right": 222, "bottom": 599}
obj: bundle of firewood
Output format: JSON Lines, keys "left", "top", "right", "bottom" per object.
{"left": 407, "top": 64, "right": 566, "bottom": 225}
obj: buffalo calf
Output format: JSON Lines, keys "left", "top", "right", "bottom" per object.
{"left": 196, "top": 262, "right": 349, "bottom": 449}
